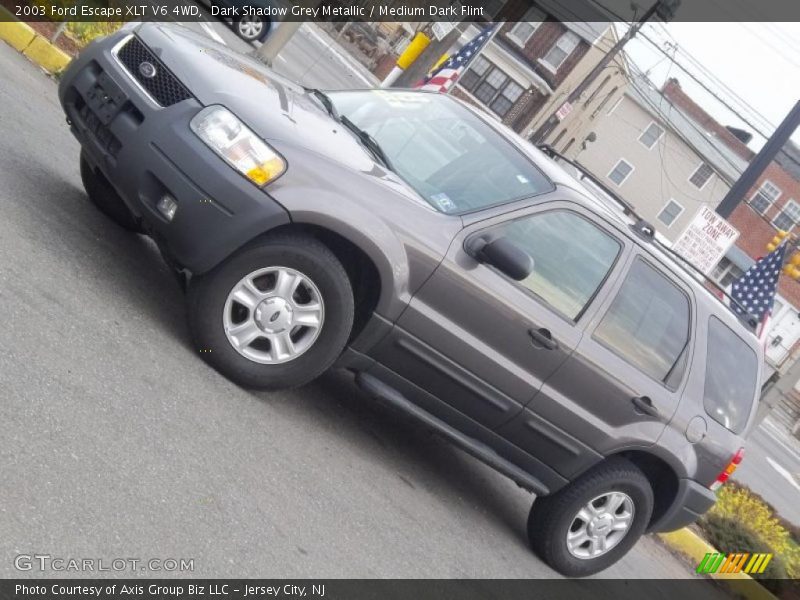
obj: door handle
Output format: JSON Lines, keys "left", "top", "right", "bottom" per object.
{"left": 632, "top": 396, "right": 659, "bottom": 417}
{"left": 528, "top": 328, "right": 559, "bottom": 351}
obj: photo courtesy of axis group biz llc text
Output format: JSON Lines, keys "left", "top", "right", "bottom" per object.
{"left": 1, "top": 0, "right": 800, "bottom": 598}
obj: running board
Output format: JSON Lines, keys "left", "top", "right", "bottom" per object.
{"left": 355, "top": 372, "right": 549, "bottom": 495}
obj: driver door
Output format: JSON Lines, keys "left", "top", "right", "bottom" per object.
{"left": 370, "top": 201, "right": 628, "bottom": 442}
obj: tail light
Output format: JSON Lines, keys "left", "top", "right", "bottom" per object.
{"left": 710, "top": 447, "right": 744, "bottom": 491}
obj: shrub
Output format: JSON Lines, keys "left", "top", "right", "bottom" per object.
{"left": 700, "top": 482, "right": 800, "bottom": 585}
{"left": 66, "top": 22, "right": 123, "bottom": 47}
{"left": 698, "top": 513, "right": 787, "bottom": 594}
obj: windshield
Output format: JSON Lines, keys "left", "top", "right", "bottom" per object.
{"left": 329, "top": 90, "right": 553, "bottom": 214}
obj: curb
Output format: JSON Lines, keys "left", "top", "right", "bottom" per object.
{"left": 658, "top": 529, "right": 777, "bottom": 600}
{"left": 0, "top": 9, "right": 72, "bottom": 74}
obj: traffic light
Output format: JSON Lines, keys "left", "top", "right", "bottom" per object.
{"left": 784, "top": 252, "right": 800, "bottom": 279}
{"left": 767, "top": 230, "right": 789, "bottom": 252}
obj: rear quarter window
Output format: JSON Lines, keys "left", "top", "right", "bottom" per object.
{"left": 704, "top": 317, "right": 758, "bottom": 434}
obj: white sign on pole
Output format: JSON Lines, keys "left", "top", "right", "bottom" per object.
{"left": 672, "top": 206, "right": 740, "bottom": 275}
{"left": 555, "top": 101, "right": 573, "bottom": 121}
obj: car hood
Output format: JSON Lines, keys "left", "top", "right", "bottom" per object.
{"left": 136, "top": 24, "right": 388, "bottom": 176}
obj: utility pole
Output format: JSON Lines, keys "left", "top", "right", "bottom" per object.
{"left": 254, "top": 22, "right": 304, "bottom": 67}
{"left": 253, "top": 0, "right": 322, "bottom": 67}
{"left": 716, "top": 100, "right": 800, "bottom": 219}
{"left": 529, "top": 0, "right": 676, "bottom": 143}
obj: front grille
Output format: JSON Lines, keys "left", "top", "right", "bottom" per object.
{"left": 116, "top": 36, "right": 191, "bottom": 107}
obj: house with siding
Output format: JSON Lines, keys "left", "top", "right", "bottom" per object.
{"left": 561, "top": 75, "right": 748, "bottom": 242}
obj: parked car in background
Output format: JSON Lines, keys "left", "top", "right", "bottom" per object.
{"left": 59, "top": 23, "right": 761, "bottom": 577}
{"left": 196, "top": 0, "right": 277, "bottom": 42}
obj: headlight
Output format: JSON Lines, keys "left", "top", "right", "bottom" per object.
{"left": 190, "top": 106, "right": 286, "bottom": 187}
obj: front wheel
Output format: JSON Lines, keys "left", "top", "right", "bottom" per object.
{"left": 527, "top": 457, "right": 654, "bottom": 577}
{"left": 187, "top": 234, "right": 354, "bottom": 389}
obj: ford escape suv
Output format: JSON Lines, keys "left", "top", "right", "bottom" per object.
{"left": 58, "top": 23, "right": 762, "bottom": 576}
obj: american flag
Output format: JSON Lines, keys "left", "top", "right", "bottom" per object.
{"left": 415, "top": 25, "right": 496, "bottom": 93}
{"left": 731, "top": 242, "right": 787, "bottom": 321}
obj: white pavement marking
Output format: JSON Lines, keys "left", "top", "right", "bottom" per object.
{"left": 759, "top": 418, "right": 800, "bottom": 463}
{"left": 302, "top": 26, "right": 375, "bottom": 87}
{"left": 200, "top": 22, "right": 227, "bottom": 46}
{"left": 766, "top": 456, "right": 800, "bottom": 491}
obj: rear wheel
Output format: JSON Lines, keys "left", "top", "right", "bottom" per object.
{"left": 527, "top": 457, "right": 653, "bottom": 577}
{"left": 79, "top": 151, "right": 143, "bottom": 233}
{"left": 187, "top": 234, "right": 354, "bottom": 389}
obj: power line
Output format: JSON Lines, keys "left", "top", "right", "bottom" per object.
{"left": 635, "top": 32, "right": 800, "bottom": 171}
{"left": 646, "top": 23, "right": 777, "bottom": 133}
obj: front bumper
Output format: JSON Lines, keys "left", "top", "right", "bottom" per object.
{"left": 58, "top": 31, "right": 290, "bottom": 274}
{"left": 648, "top": 478, "right": 717, "bottom": 533}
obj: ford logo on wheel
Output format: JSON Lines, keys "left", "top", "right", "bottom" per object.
{"left": 138, "top": 61, "right": 157, "bottom": 79}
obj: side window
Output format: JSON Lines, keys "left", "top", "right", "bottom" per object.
{"left": 497, "top": 210, "right": 621, "bottom": 320}
{"left": 593, "top": 258, "right": 690, "bottom": 388}
{"left": 704, "top": 317, "right": 758, "bottom": 433}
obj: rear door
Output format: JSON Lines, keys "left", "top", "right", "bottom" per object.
{"left": 370, "top": 200, "right": 628, "bottom": 433}
{"left": 497, "top": 252, "right": 695, "bottom": 474}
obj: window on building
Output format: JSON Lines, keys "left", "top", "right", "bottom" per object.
{"left": 592, "top": 86, "right": 620, "bottom": 118}
{"left": 562, "top": 137, "right": 576, "bottom": 154}
{"left": 594, "top": 259, "right": 691, "bottom": 388}
{"left": 638, "top": 122, "right": 665, "bottom": 149}
{"left": 657, "top": 199, "right": 684, "bottom": 227}
{"left": 584, "top": 76, "right": 611, "bottom": 107}
{"left": 460, "top": 58, "right": 525, "bottom": 118}
{"left": 500, "top": 210, "right": 621, "bottom": 320}
{"left": 689, "top": 162, "right": 714, "bottom": 189}
{"left": 710, "top": 257, "right": 745, "bottom": 289}
{"left": 541, "top": 31, "right": 580, "bottom": 72}
{"left": 550, "top": 129, "right": 567, "bottom": 148}
{"left": 608, "top": 159, "right": 633, "bottom": 186}
{"left": 459, "top": 55, "right": 490, "bottom": 90}
{"left": 507, "top": 8, "right": 546, "bottom": 46}
{"left": 750, "top": 180, "right": 781, "bottom": 214}
{"left": 773, "top": 199, "right": 800, "bottom": 232}
{"left": 704, "top": 317, "right": 757, "bottom": 433}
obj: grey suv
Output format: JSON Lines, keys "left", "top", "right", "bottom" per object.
{"left": 58, "top": 23, "right": 761, "bottom": 576}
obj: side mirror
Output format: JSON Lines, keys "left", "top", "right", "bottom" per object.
{"left": 469, "top": 237, "right": 534, "bottom": 281}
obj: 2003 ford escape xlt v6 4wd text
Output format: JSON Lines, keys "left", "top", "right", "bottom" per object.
{"left": 59, "top": 23, "right": 761, "bottom": 576}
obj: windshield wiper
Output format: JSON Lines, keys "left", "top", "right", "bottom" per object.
{"left": 306, "top": 88, "right": 391, "bottom": 169}
{"left": 308, "top": 88, "right": 339, "bottom": 120}
{"left": 339, "top": 115, "right": 392, "bottom": 169}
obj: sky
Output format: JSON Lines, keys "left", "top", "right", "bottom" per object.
{"left": 623, "top": 22, "right": 800, "bottom": 149}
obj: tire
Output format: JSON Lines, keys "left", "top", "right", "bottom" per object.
{"left": 527, "top": 457, "right": 654, "bottom": 577}
{"left": 235, "top": 16, "right": 267, "bottom": 42}
{"left": 80, "top": 151, "right": 143, "bottom": 233}
{"left": 187, "top": 233, "right": 354, "bottom": 390}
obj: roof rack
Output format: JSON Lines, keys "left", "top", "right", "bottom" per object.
{"left": 537, "top": 144, "right": 760, "bottom": 332}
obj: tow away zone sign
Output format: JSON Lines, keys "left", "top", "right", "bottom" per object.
{"left": 673, "top": 206, "right": 739, "bottom": 275}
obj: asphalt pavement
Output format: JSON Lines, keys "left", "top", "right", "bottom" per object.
{"left": 0, "top": 32, "right": 724, "bottom": 585}
{"left": 735, "top": 417, "right": 800, "bottom": 525}
{"left": 185, "top": 20, "right": 379, "bottom": 89}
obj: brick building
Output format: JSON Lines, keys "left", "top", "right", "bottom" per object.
{"left": 450, "top": 12, "right": 619, "bottom": 135}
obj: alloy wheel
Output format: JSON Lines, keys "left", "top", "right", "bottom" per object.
{"left": 223, "top": 266, "right": 324, "bottom": 364}
{"left": 565, "top": 491, "right": 635, "bottom": 559}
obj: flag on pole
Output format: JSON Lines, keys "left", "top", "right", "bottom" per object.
{"left": 731, "top": 242, "right": 787, "bottom": 322}
{"left": 415, "top": 25, "right": 495, "bottom": 93}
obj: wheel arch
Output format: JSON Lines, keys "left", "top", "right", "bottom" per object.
{"left": 610, "top": 449, "right": 681, "bottom": 530}
{"left": 243, "top": 222, "right": 390, "bottom": 344}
